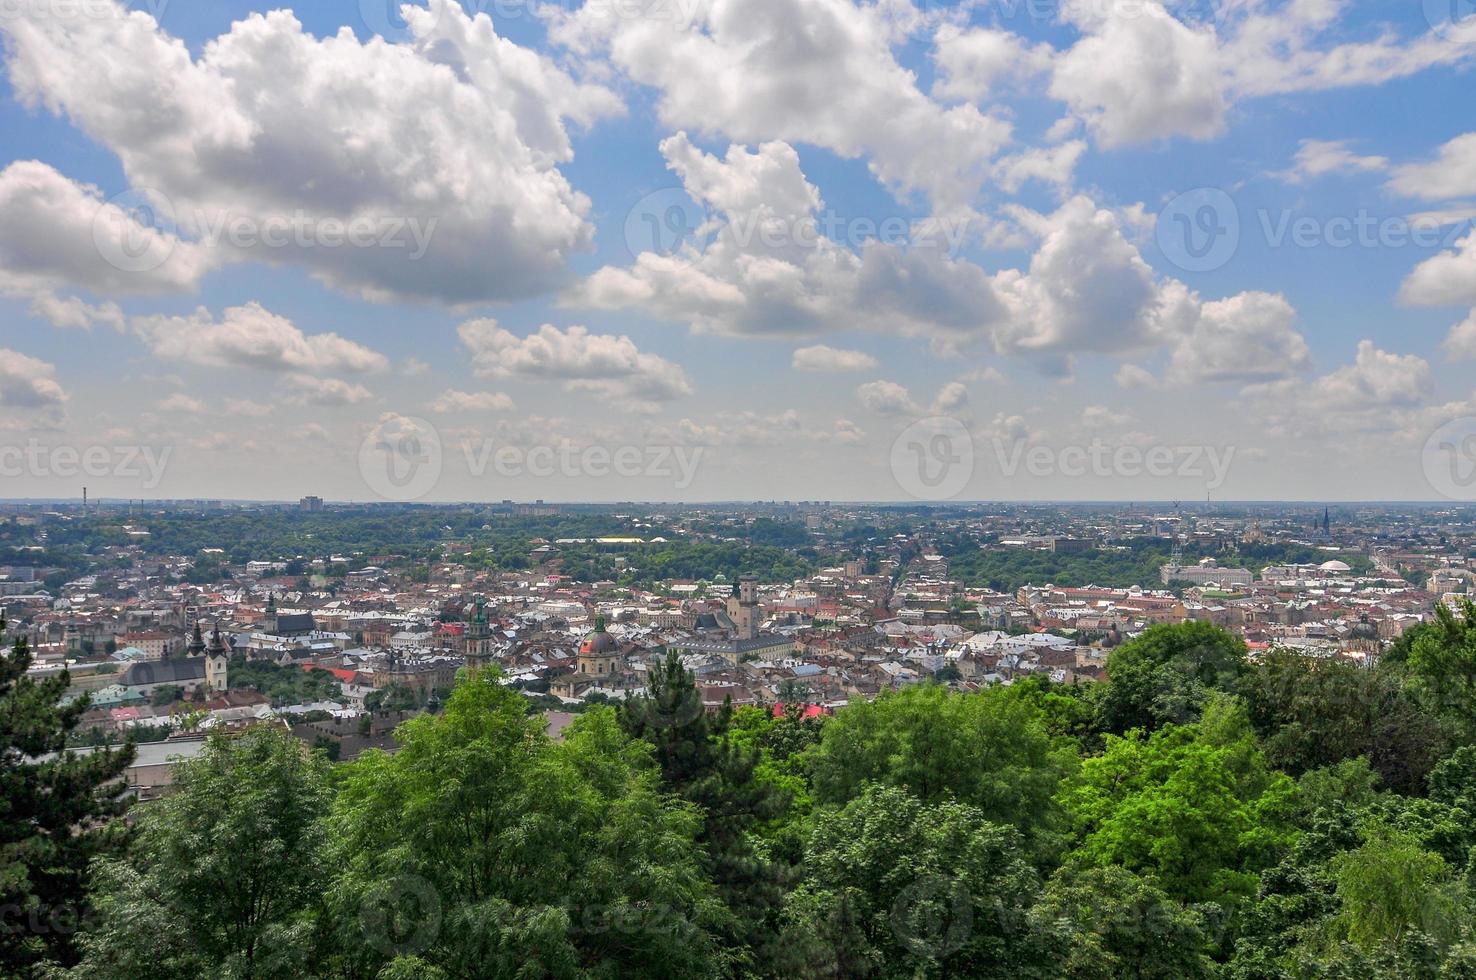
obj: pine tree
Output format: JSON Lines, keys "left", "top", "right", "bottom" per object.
{"left": 0, "top": 614, "right": 134, "bottom": 974}
{"left": 619, "top": 651, "right": 788, "bottom": 969}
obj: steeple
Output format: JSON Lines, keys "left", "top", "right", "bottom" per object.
{"left": 186, "top": 621, "right": 206, "bottom": 658}
{"left": 207, "top": 622, "right": 228, "bottom": 657}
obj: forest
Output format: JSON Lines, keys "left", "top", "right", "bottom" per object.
{"left": 8, "top": 607, "right": 1476, "bottom": 978}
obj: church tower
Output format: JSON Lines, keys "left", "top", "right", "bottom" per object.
{"left": 263, "top": 592, "right": 279, "bottom": 635}
{"left": 204, "top": 622, "right": 229, "bottom": 692}
{"left": 465, "top": 595, "right": 495, "bottom": 662}
{"left": 184, "top": 621, "right": 206, "bottom": 660}
{"left": 726, "top": 575, "right": 759, "bottom": 640}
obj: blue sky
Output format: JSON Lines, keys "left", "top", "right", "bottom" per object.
{"left": 3, "top": 0, "right": 1476, "bottom": 502}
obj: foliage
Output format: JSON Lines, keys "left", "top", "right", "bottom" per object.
{"left": 778, "top": 783, "right": 1062, "bottom": 978}
{"left": 807, "top": 682, "right": 1074, "bottom": 859}
{"left": 228, "top": 655, "right": 342, "bottom": 706}
{"left": 73, "top": 727, "right": 332, "bottom": 979}
{"left": 1060, "top": 697, "right": 1296, "bottom": 904}
{"left": 1095, "top": 620, "right": 1250, "bottom": 735}
{"left": 329, "top": 674, "right": 726, "bottom": 978}
{"left": 0, "top": 616, "right": 134, "bottom": 975}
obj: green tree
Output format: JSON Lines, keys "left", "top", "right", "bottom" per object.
{"left": 74, "top": 727, "right": 332, "bottom": 979}
{"left": 778, "top": 783, "right": 1062, "bottom": 978}
{"left": 1061, "top": 697, "right": 1296, "bottom": 905}
{"left": 329, "top": 673, "right": 725, "bottom": 978}
{"left": 1329, "top": 826, "right": 1464, "bottom": 952}
{"left": 1031, "top": 865, "right": 1216, "bottom": 980}
{"left": 806, "top": 683, "right": 1072, "bottom": 858}
{"left": 365, "top": 682, "right": 420, "bottom": 713}
{"left": 1095, "top": 621, "right": 1250, "bottom": 735}
{"left": 0, "top": 616, "right": 133, "bottom": 975}
{"left": 618, "top": 651, "right": 787, "bottom": 969}
{"left": 1245, "top": 649, "right": 1445, "bottom": 794}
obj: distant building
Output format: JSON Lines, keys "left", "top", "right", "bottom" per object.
{"left": 1160, "top": 557, "right": 1253, "bottom": 586}
{"left": 299, "top": 495, "right": 324, "bottom": 512}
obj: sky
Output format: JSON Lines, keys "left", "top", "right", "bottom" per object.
{"left": 4, "top": 0, "right": 1476, "bottom": 503}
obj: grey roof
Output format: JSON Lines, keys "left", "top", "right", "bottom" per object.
{"left": 122, "top": 658, "right": 206, "bottom": 686}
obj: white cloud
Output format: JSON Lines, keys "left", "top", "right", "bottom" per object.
{"left": 0, "top": 160, "right": 209, "bottom": 315}
{"left": 429, "top": 389, "right": 517, "bottom": 413}
{"left": 156, "top": 393, "right": 205, "bottom": 414}
{"left": 1389, "top": 133, "right": 1476, "bottom": 201}
{"left": 1244, "top": 340, "right": 1432, "bottom": 438}
{"left": 550, "top": 0, "right": 1010, "bottom": 211}
{"left": 457, "top": 320, "right": 691, "bottom": 412}
{"left": 1400, "top": 228, "right": 1476, "bottom": 307}
{"left": 856, "top": 380, "right": 921, "bottom": 417}
{"left": 1441, "top": 310, "right": 1476, "bottom": 361}
{"left": 0, "top": 348, "right": 67, "bottom": 418}
{"left": 1165, "top": 290, "right": 1312, "bottom": 384}
{"left": 1, "top": 0, "right": 621, "bottom": 304}
{"left": 282, "top": 376, "right": 374, "bottom": 406}
{"left": 131, "top": 302, "right": 389, "bottom": 374}
{"left": 792, "top": 345, "right": 878, "bottom": 373}
{"left": 1278, "top": 139, "right": 1388, "bottom": 184}
{"left": 931, "top": 24, "right": 1053, "bottom": 102}
{"left": 1051, "top": 1, "right": 1476, "bottom": 148}
{"left": 1051, "top": 4, "right": 1227, "bottom": 148}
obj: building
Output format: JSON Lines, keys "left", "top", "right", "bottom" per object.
{"left": 1160, "top": 557, "right": 1253, "bottom": 587}
{"left": 118, "top": 622, "right": 229, "bottom": 698}
{"left": 299, "top": 495, "right": 324, "bottom": 511}
{"left": 463, "top": 594, "right": 496, "bottom": 662}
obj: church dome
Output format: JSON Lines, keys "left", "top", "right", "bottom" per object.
{"left": 580, "top": 617, "right": 617, "bottom": 655}
{"left": 1319, "top": 559, "right": 1351, "bottom": 572}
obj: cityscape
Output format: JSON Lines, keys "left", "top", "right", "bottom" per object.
{"left": 8, "top": 0, "right": 1476, "bottom": 976}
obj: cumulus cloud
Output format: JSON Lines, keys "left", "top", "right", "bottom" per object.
{"left": 0, "top": 160, "right": 209, "bottom": 319}
{"left": 1244, "top": 340, "right": 1433, "bottom": 438}
{"left": 282, "top": 376, "right": 375, "bottom": 406}
{"left": 857, "top": 380, "right": 921, "bottom": 417}
{"left": 1164, "top": 291, "right": 1312, "bottom": 384}
{"left": 0, "top": 0, "right": 620, "bottom": 304}
{"left": 457, "top": 320, "right": 691, "bottom": 412}
{"left": 549, "top": 0, "right": 1009, "bottom": 211}
{"left": 156, "top": 393, "right": 205, "bottom": 414}
{"left": 0, "top": 348, "right": 68, "bottom": 418}
{"left": 130, "top": 303, "right": 388, "bottom": 374}
{"left": 1049, "top": 1, "right": 1476, "bottom": 148}
{"left": 428, "top": 389, "right": 517, "bottom": 413}
{"left": 792, "top": 345, "right": 878, "bottom": 373}
{"left": 1389, "top": 133, "right": 1476, "bottom": 201}
{"left": 1400, "top": 228, "right": 1476, "bottom": 307}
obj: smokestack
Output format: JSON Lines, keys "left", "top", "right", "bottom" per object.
{"left": 82, "top": 487, "right": 87, "bottom": 513}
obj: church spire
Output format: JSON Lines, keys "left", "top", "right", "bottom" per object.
{"left": 186, "top": 621, "right": 206, "bottom": 657}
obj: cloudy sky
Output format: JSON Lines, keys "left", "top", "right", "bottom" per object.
{"left": 3, "top": 0, "right": 1476, "bottom": 502}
